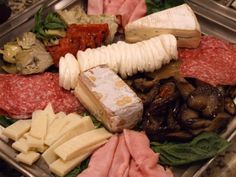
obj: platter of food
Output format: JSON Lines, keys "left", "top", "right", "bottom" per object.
{"left": 0, "top": 0, "right": 236, "bottom": 177}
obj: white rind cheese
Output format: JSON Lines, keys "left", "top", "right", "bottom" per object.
{"left": 125, "top": 4, "right": 201, "bottom": 48}
{"left": 75, "top": 66, "right": 143, "bottom": 132}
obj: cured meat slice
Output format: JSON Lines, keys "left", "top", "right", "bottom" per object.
{"left": 0, "top": 72, "right": 84, "bottom": 119}
{"left": 87, "top": 0, "right": 104, "bottom": 15}
{"left": 128, "top": 0, "right": 147, "bottom": 23}
{"left": 124, "top": 129, "right": 173, "bottom": 177}
{"left": 108, "top": 134, "right": 130, "bottom": 177}
{"left": 179, "top": 36, "right": 236, "bottom": 86}
{"left": 78, "top": 135, "right": 119, "bottom": 177}
{"left": 78, "top": 130, "right": 173, "bottom": 177}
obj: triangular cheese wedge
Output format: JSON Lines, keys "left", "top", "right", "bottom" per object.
{"left": 125, "top": 4, "right": 201, "bottom": 48}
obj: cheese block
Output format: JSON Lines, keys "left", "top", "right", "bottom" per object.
{"left": 42, "top": 116, "right": 95, "bottom": 165}
{"left": 74, "top": 65, "right": 143, "bottom": 132}
{"left": 3, "top": 120, "right": 31, "bottom": 141}
{"left": 54, "top": 128, "right": 112, "bottom": 161}
{"left": 16, "top": 151, "right": 40, "bottom": 165}
{"left": 25, "top": 134, "right": 44, "bottom": 148}
{"left": 125, "top": 4, "right": 201, "bottom": 48}
{"left": 49, "top": 140, "right": 106, "bottom": 177}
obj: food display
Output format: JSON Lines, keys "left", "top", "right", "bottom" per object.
{"left": 0, "top": 1, "right": 235, "bottom": 177}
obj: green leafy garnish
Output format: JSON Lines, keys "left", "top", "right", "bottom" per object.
{"left": 151, "top": 132, "right": 230, "bottom": 166}
{"left": 32, "top": 8, "right": 66, "bottom": 40}
{"left": 0, "top": 116, "right": 16, "bottom": 127}
{"left": 145, "top": 0, "right": 185, "bottom": 15}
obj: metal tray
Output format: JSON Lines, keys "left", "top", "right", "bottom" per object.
{"left": 0, "top": 1, "right": 236, "bottom": 177}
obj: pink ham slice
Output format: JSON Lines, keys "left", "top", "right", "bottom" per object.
{"left": 129, "top": 159, "right": 144, "bottom": 177}
{"left": 108, "top": 134, "right": 130, "bottom": 177}
{"left": 117, "top": 0, "right": 140, "bottom": 27}
{"left": 87, "top": 0, "right": 147, "bottom": 27}
{"left": 128, "top": 0, "right": 147, "bottom": 23}
{"left": 87, "top": 0, "right": 104, "bottom": 15}
{"left": 77, "top": 135, "right": 119, "bottom": 177}
{"left": 124, "top": 129, "right": 173, "bottom": 177}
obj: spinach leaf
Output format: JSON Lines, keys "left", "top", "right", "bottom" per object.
{"left": 151, "top": 132, "right": 230, "bottom": 166}
{"left": 145, "top": 0, "right": 185, "bottom": 15}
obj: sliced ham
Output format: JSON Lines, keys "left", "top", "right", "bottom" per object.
{"left": 87, "top": 0, "right": 147, "bottom": 27}
{"left": 87, "top": 0, "right": 104, "bottom": 15}
{"left": 104, "top": 0, "right": 125, "bottom": 15}
{"left": 77, "top": 135, "right": 119, "bottom": 177}
{"left": 108, "top": 134, "right": 130, "bottom": 177}
{"left": 128, "top": 0, "right": 147, "bottom": 23}
{"left": 78, "top": 130, "right": 173, "bottom": 177}
{"left": 117, "top": 0, "right": 140, "bottom": 27}
{"left": 124, "top": 129, "right": 173, "bottom": 177}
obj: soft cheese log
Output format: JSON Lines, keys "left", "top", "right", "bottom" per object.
{"left": 59, "top": 34, "right": 177, "bottom": 90}
{"left": 74, "top": 65, "right": 143, "bottom": 132}
{"left": 125, "top": 4, "right": 201, "bottom": 48}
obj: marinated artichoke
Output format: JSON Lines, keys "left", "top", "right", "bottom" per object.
{"left": 0, "top": 32, "right": 53, "bottom": 74}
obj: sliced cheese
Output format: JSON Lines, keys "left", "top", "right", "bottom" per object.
{"left": 16, "top": 151, "right": 40, "bottom": 165}
{"left": 26, "top": 134, "right": 44, "bottom": 148}
{"left": 49, "top": 140, "right": 106, "bottom": 177}
{"left": 44, "top": 114, "right": 68, "bottom": 146}
{"left": 0, "top": 125, "right": 8, "bottom": 142}
{"left": 3, "top": 120, "right": 31, "bottom": 141}
{"left": 42, "top": 116, "right": 95, "bottom": 165}
{"left": 44, "top": 103, "right": 56, "bottom": 126}
{"left": 54, "top": 128, "right": 112, "bottom": 161}
{"left": 12, "top": 138, "right": 32, "bottom": 153}
{"left": 125, "top": 4, "right": 201, "bottom": 48}
{"left": 75, "top": 65, "right": 143, "bottom": 132}
{"left": 30, "top": 110, "right": 48, "bottom": 140}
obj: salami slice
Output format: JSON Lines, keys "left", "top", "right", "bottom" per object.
{"left": 179, "top": 36, "right": 236, "bottom": 86}
{"left": 0, "top": 72, "right": 84, "bottom": 119}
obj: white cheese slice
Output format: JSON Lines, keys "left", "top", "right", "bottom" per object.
{"left": 54, "top": 128, "right": 112, "bottom": 161}
{"left": 12, "top": 138, "right": 32, "bottom": 153}
{"left": 16, "top": 151, "right": 40, "bottom": 165}
{"left": 0, "top": 125, "right": 8, "bottom": 142}
{"left": 42, "top": 116, "right": 95, "bottom": 165}
{"left": 44, "top": 103, "right": 56, "bottom": 127}
{"left": 30, "top": 110, "right": 48, "bottom": 140}
{"left": 26, "top": 134, "right": 44, "bottom": 148}
{"left": 3, "top": 120, "right": 31, "bottom": 141}
{"left": 44, "top": 114, "right": 68, "bottom": 146}
{"left": 49, "top": 140, "right": 106, "bottom": 177}
{"left": 125, "top": 4, "right": 201, "bottom": 48}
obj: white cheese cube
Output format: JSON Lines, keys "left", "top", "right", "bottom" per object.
{"left": 16, "top": 151, "right": 40, "bottom": 165}
{"left": 12, "top": 138, "right": 32, "bottom": 153}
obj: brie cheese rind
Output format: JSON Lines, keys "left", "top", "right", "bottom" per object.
{"left": 75, "top": 65, "right": 143, "bottom": 132}
{"left": 125, "top": 4, "right": 201, "bottom": 48}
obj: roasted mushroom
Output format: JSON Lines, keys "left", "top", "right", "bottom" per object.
{"left": 187, "top": 85, "right": 224, "bottom": 118}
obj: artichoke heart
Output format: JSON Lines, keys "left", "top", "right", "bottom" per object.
{"left": 17, "top": 32, "right": 36, "bottom": 49}
{"left": 15, "top": 41, "right": 53, "bottom": 75}
{"left": 0, "top": 42, "right": 22, "bottom": 63}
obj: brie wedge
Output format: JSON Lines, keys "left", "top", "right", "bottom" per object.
{"left": 125, "top": 4, "right": 201, "bottom": 48}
